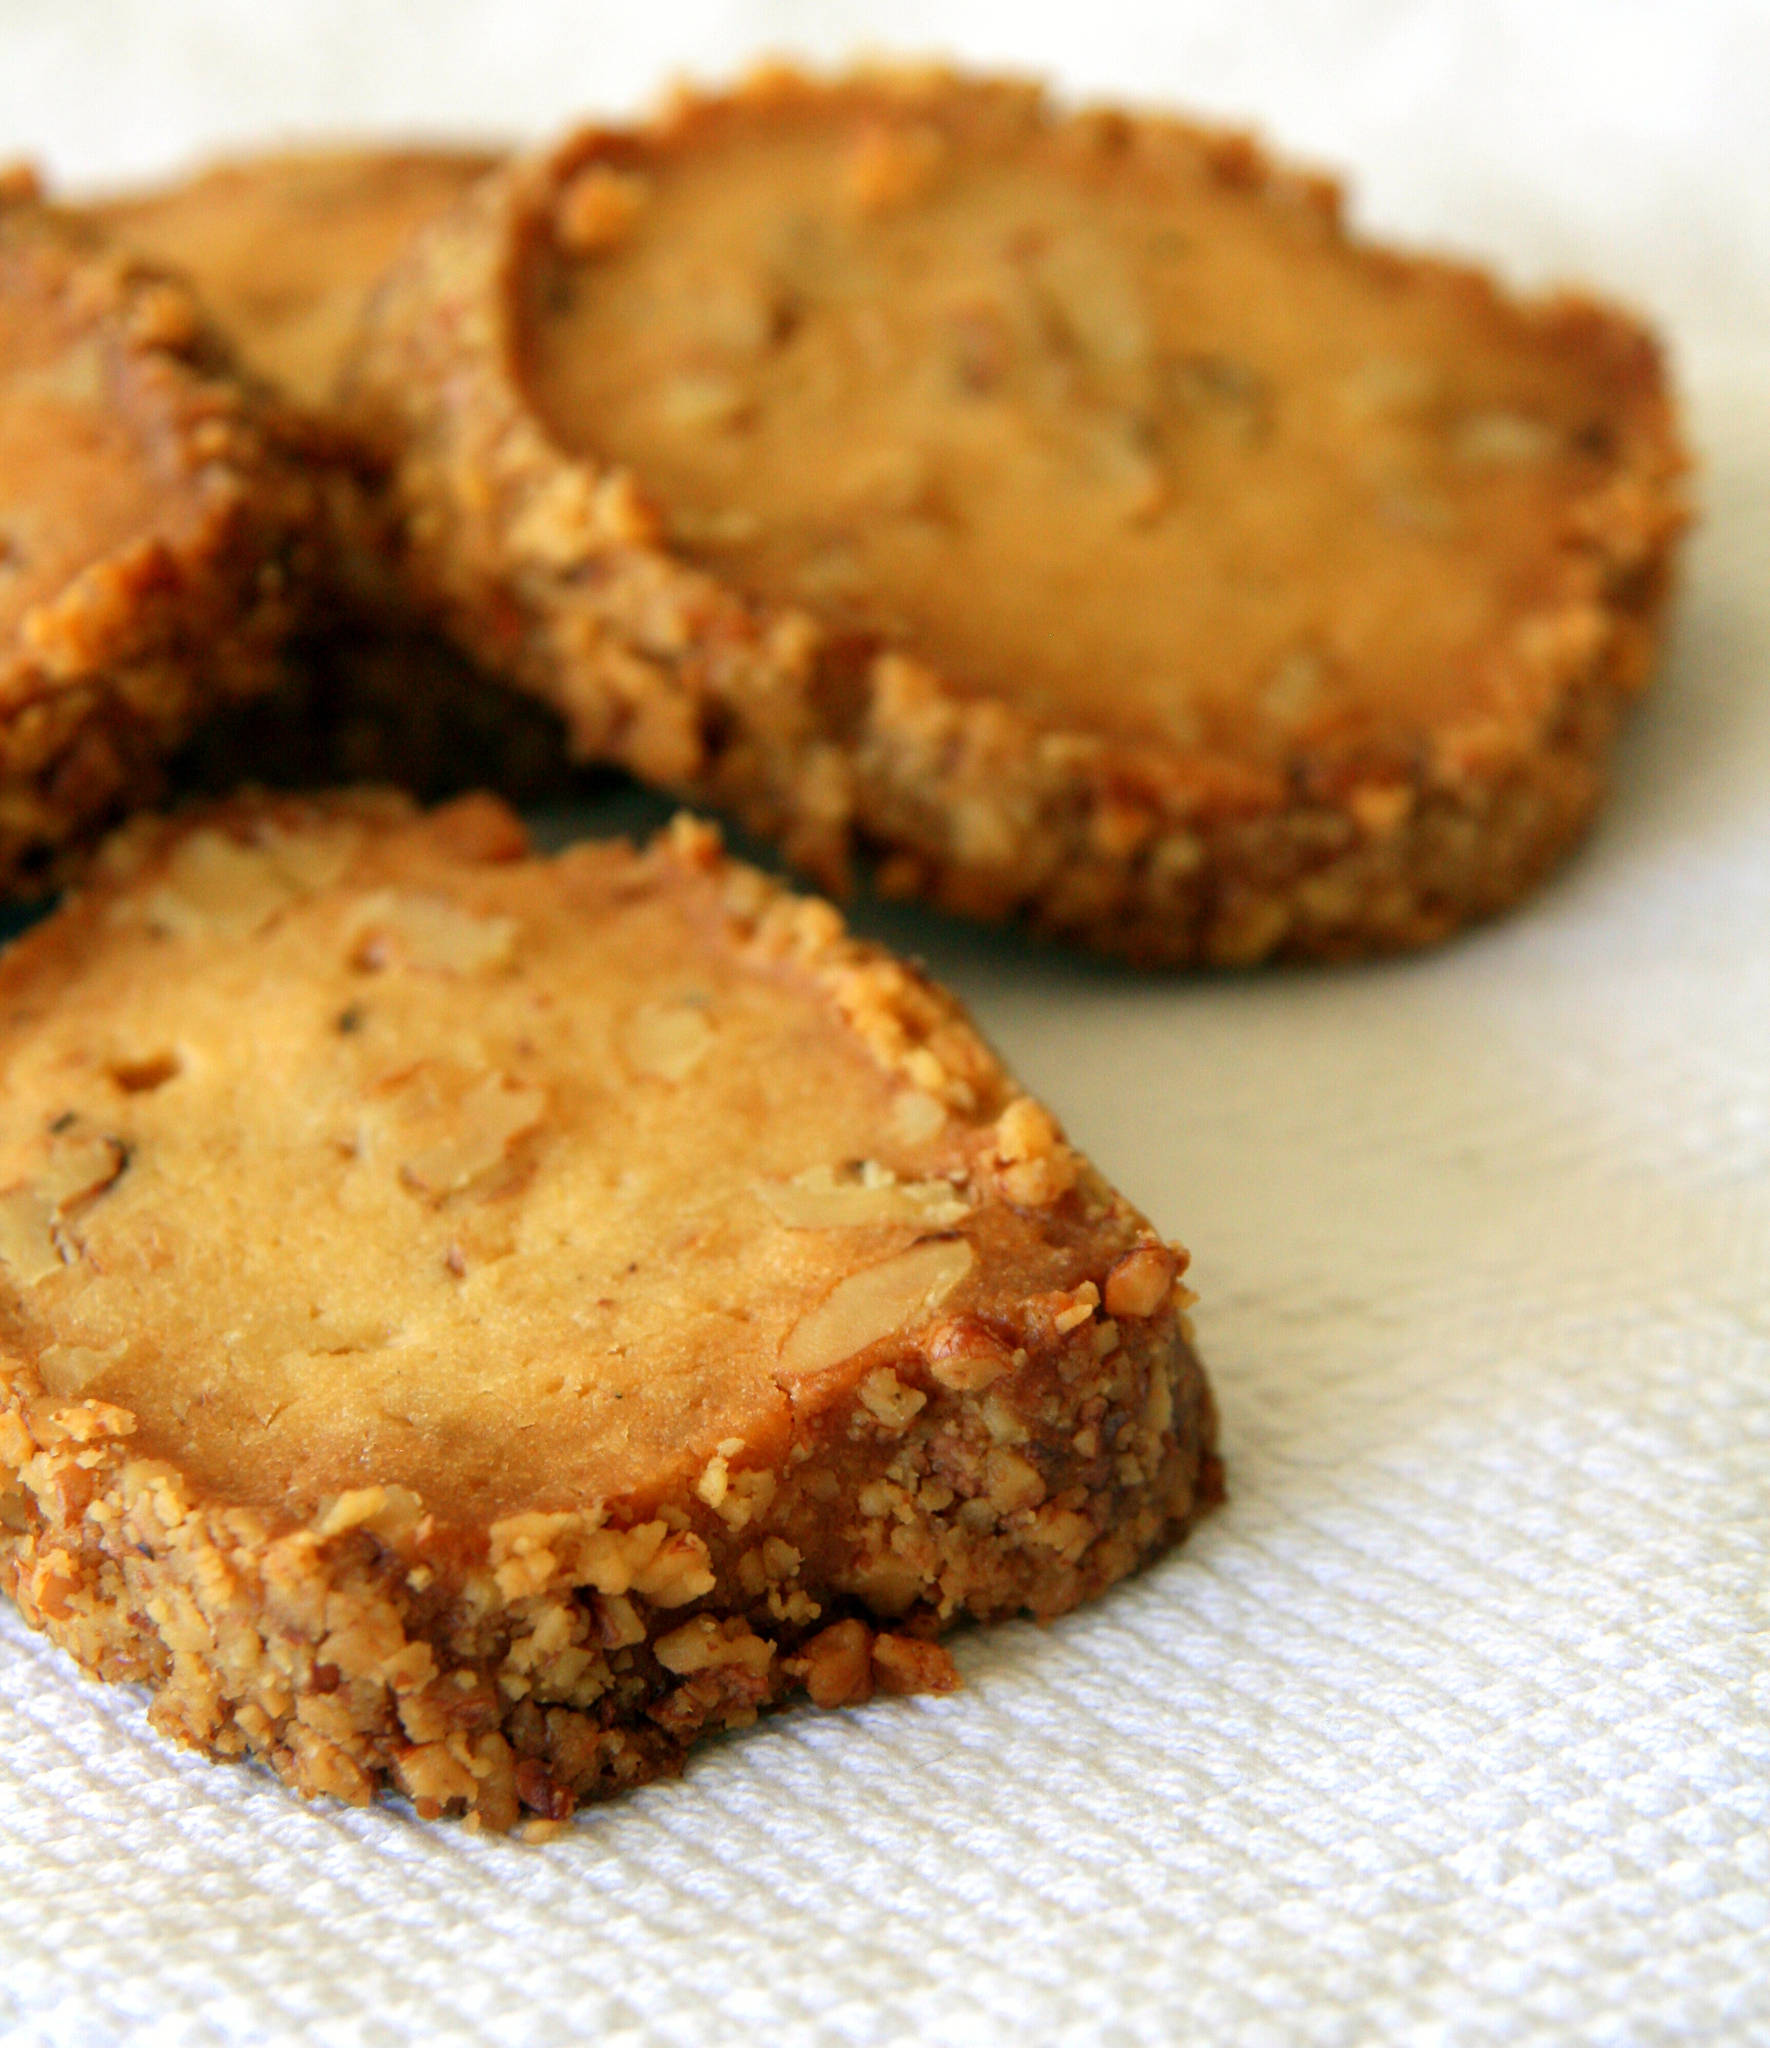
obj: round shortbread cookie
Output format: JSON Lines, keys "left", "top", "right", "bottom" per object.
{"left": 0, "top": 790, "right": 1217, "bottom": 1828}
{"left": 346, "top": 68, "right": 1688, "bottom": 964}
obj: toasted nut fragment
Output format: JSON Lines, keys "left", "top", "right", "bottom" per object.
{"left": 346, "top": 891, "right": 518, "bottom": 973}
{"left": 712, "top": 1464, "right": 777, "bottom": 1532}
{"left": 1104, "top": 1245, "right": 1179, "bottom": 1319}
{"left": 594, "top": 1593, "right": 646, "bottom": 1649}
{"left": 556, "top": 165, "right": 648, "bottom": 252}
{"left": 0, "top": 1127, "right": 130, "bottom": 1285}
{"left": 995, "top": 1096, "right": 1060, "bottom": 1164}
{"left": 845, "top": 120, "right": 948, "bottom": 214}
{"left": 622, "top": 997, "right": 714, "bottom": 1081}
{"left": 756, "top": 1161, "right": 969, "bottom": 1230}
{"left": 925, "top": 1314, "right": 1014, "bottom": 1392}
{"left": 396, "top": 1072, "right": 545, "bottom": 1196}
{"left": 507, "top": 467, "right": 604, "bottom": 566}
{"left": 779, "top": 1236, "right": 975, "bottom": 1375}
{"left": 993, "top": 1097, "right": 1078, "bottom": 1207}
{"left": 38, "top": 1134, "right": 127, "bottom": 1213}
{"left": 1455, "top": 409, "right": 1555, "bottom": 466}
{"left": 586, "top": 1520, "right": 663, "bottom": 1591}
{"left": 858, "top": 1366, "right": 927, "bottom": 1430}
{"left": 315, "top": 1484, "right": 425, "bottom": 1544}
{"left": 1263, "top": 648, "right": 1325, "bottom": 724}
{"left": 654, "top": 1613, "right": 774, "bottom": 1677}
{"left": 658, "top": 374, "right": 750, "bottom": 434}
{"left": 888, "top": 1089, "right": 947, "bottom": 1145}
{"left": 108, "top": 1051, "right": 180, "bottom": 1094}
{"left": 145, "top": 832, "right": 299, "bottom": 941}
{"left": 1052, "top": 1282, "right": 1100, "bottom": 1334}
{"left": 36, "top": 1341, "right": 126, "bottom": 1396}
{"left": 629, "top": 1529, "right": 717, "bottom": 1606}
{"left": 257, "top": 821, "right": 361, "bottom": 896}
{"left": 980, "top": 1390, "right": 1028, "bottom": 1444}
{"left": 792, "top": 1618, "right": 874, "bottom": 1707}
{"left": 984, "top": 1445, "right": 1046, "bottom": 1514}
{"left": 694, "top": 1436, "right": 746, "bottom": 1510}
{"left": 396, "top": 1739, "right": 478, "bottom": 1812}
{"left": 514, "top": 1759, "right": 575, "bottom": 1825}
{"left": 870, "top": 1633, "right": 960, "bottom": 1697}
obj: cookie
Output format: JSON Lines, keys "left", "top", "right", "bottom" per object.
{"left": 344, "top": 68, "right": 1688, "bottom": 964}
{"left": 0, "top": 790, "right": 1217, "bottom": 1829}
{"left": 91, "top": 147, "right": 500, "bottom": 408}
{"left": 90, "top": 150, "right": 587, "bottom": 803}
{"left": 0, "top": 187, "right": 325, "bottom": 894}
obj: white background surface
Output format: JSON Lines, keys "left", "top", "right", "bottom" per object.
{"left": 1, "top": 5, "right": 1766, "bottom": 2044}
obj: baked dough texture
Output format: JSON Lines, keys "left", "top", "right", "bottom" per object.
{"left": 345, "top": 68, "right": 1689, "bottom": 964}
{"left": 0, "top": 189, "right": 326, "bottom": 893}
{"left": 0, "top": 791, "right": 1217, "bottom": 1828}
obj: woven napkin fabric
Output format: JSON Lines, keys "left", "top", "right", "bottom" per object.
{"left": 2, "top": 4, "right": 1768, "bottom": 2043}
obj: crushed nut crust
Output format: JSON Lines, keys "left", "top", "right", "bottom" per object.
{"left": 0, "top": 791, "right": 1217, "bottom": 1829}
{"left": 0, "top": 198, "right": 329, "bottom": 895}
{"left": 343, "top": 66, "right": 1688, "bottom": 965}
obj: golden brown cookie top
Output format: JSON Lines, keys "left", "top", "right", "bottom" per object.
{"left": 0, "top": 791, "right": 1167, "bottom": 1532}
{"left": 519, "top": 69, "right": 1680, "bottom": 767}
{"left": 92, "top": 146, "right": 500, "bottom": 407}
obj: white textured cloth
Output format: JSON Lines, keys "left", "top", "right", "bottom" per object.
{"left": 2, "top": 5, "right": 1767, "bottom": 2043}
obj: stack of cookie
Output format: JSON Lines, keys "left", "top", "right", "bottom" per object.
{"left": 0, "top": 70, "right": 1685, "bottom": 1832}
